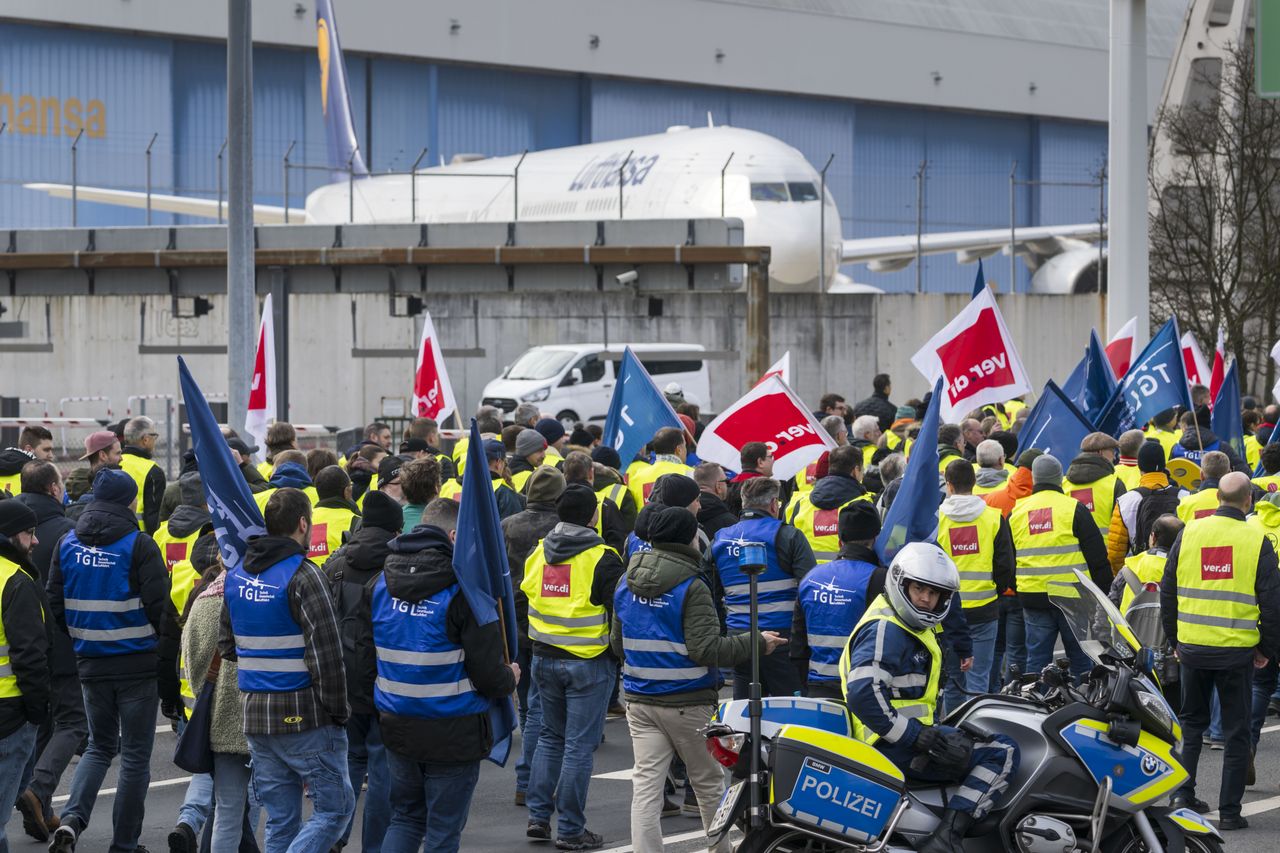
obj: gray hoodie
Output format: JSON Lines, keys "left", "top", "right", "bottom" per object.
{"left": 974, "top": 467, "right": 1009, "bottom": 491}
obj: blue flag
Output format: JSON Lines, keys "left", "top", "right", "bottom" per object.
{"left": 876, "top": 378, "right": 944, "bottom": 564}
{"left": 1094, "top": 318, "right": 1192, "bottom": 435}
{"left": 1211, "top": 359, "right": 1243, "bottom": 461}
{"left": 452, "top": 419, "right": 519, "bottom": 766}
{"left": 1255, "top": 416, "right": 1279, "bottom": 477}
{"left": 1016, "top": 380, "right": 1096, "bottom": 461}
{"left": 1060, "top": 329, "right": 1117, "bottom": 422}
{"left": 177, "top": 358, "right": 265, "bottom": 572}
{"left": 603, "top": 348, "right": 683, "bottom": 467}
{"left": 971, "top": 259, "right": 987, "bottom": 298}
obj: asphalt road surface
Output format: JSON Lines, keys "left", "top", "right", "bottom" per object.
{"left": 7, "top": 713, "right": 1280, "bottom": 852}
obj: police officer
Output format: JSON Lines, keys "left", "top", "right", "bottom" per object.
{"left": 785, "top": 445, "right": 871, "bottom": 563}
{"left": 356, "top": 498, "right": 519, "bottom": 853}
{"left": 937, "top": 459, "right": 1015, "bottom": 713}
{"left": 1161, "top": 472, "right": 1280, "bottom": 830}
{"left": 119, "top": 416, "right": 167, "bottom": 534}
{"left": 840, "top": 543, "right": 1018, "bottom": 853}
{"left": 792, "top": 502, "right": 883, "bottom": 698}
{"left": 708, "top": 477, "right": 816, "bottom": 699}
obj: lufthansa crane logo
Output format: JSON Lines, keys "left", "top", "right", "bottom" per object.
{"left": 317, "top": 18, "right": 331, "bottom": 116}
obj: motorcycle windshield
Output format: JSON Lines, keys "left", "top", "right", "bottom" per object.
{"left": 1047, "top": 569, "right": 1144, "bottom": 666}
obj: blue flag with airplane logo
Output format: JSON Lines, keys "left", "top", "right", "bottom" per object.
{"left": 603, "top": 348, "right": 683, "bottom": 468}
{"left": 1094, "top": 318, "right": 1192, "bottom": 435}
{"left": 1060, "top": 329, "right": 1117, "bottom": 422}
{"left": 177, "top": 357, "right": 265, "bottom": 572}
{"left": 876, "top": 378, "right": 944, "bottom": 564}
{"left": 1016, "top": 380, "right": 1095, "bottom": 461}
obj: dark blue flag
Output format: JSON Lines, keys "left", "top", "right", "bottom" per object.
{"left": 876, "top": 378, "right": 944, "bottom": 564}
{"left": 1094, "top": 318, "right": 1191, "bottom": 435}
{"left": 452, "top": 418, "right": 519, "bottom": 766}
{"left": 972, "top": 258, "right": 987, "bottom": 298}
{"left": 1255, "top": 416, "right": 1280, "bottom": 476}
{"left": 1060, "top": 329, "right": 1117, "bottom": 422}
{"left": 1016, "top": 380, "right": 1096, "bottom": 461}
{"left": 177, "top": 358, "right": 265, "bottom": 572}
{"left": 1211, "top": 359, "right": 1243, "bottom": 461}
{"left": 603, "top": 348, "right": 683, "bottom": 467}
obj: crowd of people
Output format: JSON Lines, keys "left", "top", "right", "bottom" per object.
{"left": 0, "top": 370, "right": 1275, "bottom": 851}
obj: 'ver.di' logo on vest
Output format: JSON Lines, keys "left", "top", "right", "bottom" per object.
{"left": 308, "top": 523, "right": 329, "bottom": 558}
{"left": 813, "top": 508, "right": 839, "bottom": 537}
{"left": 1201, "top": 546, "right": 1234, "bottom": 580}
{"left": 948, "top": 525, "right": 979, "bottom": 556}
{"left": 1028, "top": 508, "right": 1053, "bottom": 535}
{"left": 542, "top": 563, "right": 571, "bottom": 597}
{"left": 1070, "top": 488, "right": 1095, "bottom": 511}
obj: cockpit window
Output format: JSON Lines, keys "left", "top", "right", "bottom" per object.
{"left": 788, "top": 182, "right": 819, "bottom": 202}
{"left": 750, "top": 182, "right": 789, "bottom": 202}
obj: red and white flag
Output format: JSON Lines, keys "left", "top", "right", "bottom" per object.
{"left": 412, "top": 310, "right": 457, "bottom": 423}
{"left": 1104, "top": 316, "right": 1136, "bottom": 379}
{"left": 244, "top": 293, "right": 275, "bottom": 459}
{"left": 910, "top": 288, "right": 1031, "bottom": 423}
{"left": 1208, "top": 326, "right": 1226, "bottom": 406}
{"left": 1180, "top": 331, "right": 1209, "bottom": 387}
{"left": 755, "top": 351, "right": 791, "bottom": 387}
{"left": 697, "top": 375, "right": 836, "bottom": 481}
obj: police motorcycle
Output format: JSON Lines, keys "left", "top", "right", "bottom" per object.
{"left": 701, "top": 568, "right": 1222, "bottom": 853}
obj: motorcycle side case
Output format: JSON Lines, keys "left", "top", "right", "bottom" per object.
{"left": 769, "top": 723, "right": 906, "bottom": 844}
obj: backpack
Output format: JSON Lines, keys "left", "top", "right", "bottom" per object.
{"left": 327, "top": 557, "right": 368, "bottom": 704}
{"left": 1131, "top": 485, "right": 1180, "bottom": 555}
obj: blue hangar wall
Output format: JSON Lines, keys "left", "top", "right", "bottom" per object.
{"left": 0, "top": 21, "right": 1107, "bottom": 294}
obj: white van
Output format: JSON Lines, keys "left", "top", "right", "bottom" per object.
{"left": 481, "top": 343, "right": 712, "bottom": 426}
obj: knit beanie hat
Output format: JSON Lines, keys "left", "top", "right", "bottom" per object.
{"left": 556, "top": 484, "right": 597, "bottom": 527}
{"left": 362, "top": 490, "right": 406, "bottom": 534}
{"left": 1031, "top": 454, "right": 1063, "bottom": 487}
{"left": 526, "top": 467, "right": 567, "bottom": 504}
{"left": 515, "top": 429, "right": 547, "bottom": 458}
{"left": 535, "top": 418, "right": 567, "bottom": 446}
{"left": 1138, "top": 440, "right": 1166, "bottom": 473}
{"left": 838, "top": 501, "right": 881, "bottom": 543}
{"left": 190, "top": 532, "right": 222, "bottom": 573}
{"left": 0, "top": 500, "right": 38, "bottom": 537}
{"left": 93, "top": 468, "right": 138, "bottom": 506}
{"left": 636, "top": 505, "right": 698, "bottom": 546}
{"left": 590, "top": 445, "right": 622, "bottom": 471}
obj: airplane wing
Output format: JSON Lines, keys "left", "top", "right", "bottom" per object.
{"left": 23, "top": 183, "right": 307, "bottom": 225}
{"left": 841, "top": 223, "right": 1105, "bottom": 272}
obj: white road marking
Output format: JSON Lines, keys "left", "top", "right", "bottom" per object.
{"left": 1261, "top": 723, "right": 1280, "bottom": 734}
{"left": 52, "top": 775, "right": 192, "bottom": 805}
{"left": 593, "top": 767, "right": 636, "bottom": 781}
{"left": 599, "top": 828, "right": 707, "bottom": 853}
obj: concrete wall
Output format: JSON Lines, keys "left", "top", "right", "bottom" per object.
{"left": 1, "top": 289, "right": 1103, "bottom": 428}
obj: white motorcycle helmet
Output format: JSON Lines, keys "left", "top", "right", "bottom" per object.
{"left": 885, "top": 542, "right": 961, "bottom": 631}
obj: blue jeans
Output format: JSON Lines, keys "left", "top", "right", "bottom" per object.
{"left": 527, "top": 654, "right": 614, "bottom": 838}
{"left": 0, "top": 723, "right": 37, "bottom": 852}
{"left": 341, "top": 713, "right": 389, "bottom": 853}
{"left": 211, "top": 753, "right": 253, "bottom": 853}
{"left": 996, "top": 596, "right": 1026, "bottom": 687}
{"left": 943, "top": 618, "right": 998, "bottom": 715}
{"left": 516, "top": 666, "right": 543, "bottom": 794}
{"left": 60, "top": 677, "right": 158, "bottom": 852}
{"left": 1022, "top": 606, "right": 1091, "bottom": 678}
{"left": 1251, "top": 658, "right": 1279, "bottom": 747}
{"left": 382, "top": 750, "right": 480, "bottom": 853}
{"left": 177, "top": 773, "right": 214, "bottom": 835}
{"left": 1208, "top": 690, "right": 1223, "bottom": 741}
{"left": 247, "top": 725, "right": 355, "bottom": 853}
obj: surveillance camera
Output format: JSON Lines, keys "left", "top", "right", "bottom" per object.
{"left": 616, "top": 270, "right": 639, "bottom": 286}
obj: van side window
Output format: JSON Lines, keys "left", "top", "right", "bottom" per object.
{"left": 642, "top": 359, "right": 704, "bottom": 375}
{"left": 562, "top": 354, "right": 606, "bottom": 385}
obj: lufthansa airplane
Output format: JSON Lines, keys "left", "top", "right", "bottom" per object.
{"left": 27, "top": 0, "right": 1105, "bottom": 293}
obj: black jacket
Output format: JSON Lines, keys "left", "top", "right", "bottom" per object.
{"left": 851, "top": 392, "right": 897, "bottom": 432}
{"left": 325, "top": 524, "right": 396, "bottom": 715}
{"left": 0, "top": 539, "right": 50, "bottom": 738}
{"left": 790, "top": 474, "right": 867, "bottom": 521}
{"left": 46, "top": 499, "right": 181, "bottom": 701}
{"left": 491, "top": 472, "right": 525, "bottom": 520}
{"left": 1161, "top": 506, "right": 1280, "bottom": 668}
{"left": 501, "top": 501, "right": 560, "bottom": 650}
{"left": 1018, "top": 484, "right": 1112, "bottom": 609}
{"left": 697, "top": 490, "right": 737, "bottom": 539}
{"left": 122, "top": 447, "right": 167, "bottom": 535}
{"left": 15, "top": 492, "right": 77, "bottom": 677}
{"left": 356, "top": 525, "right": 517, "bottom": 764}
{"left": 532, "top": 523, "right": 627, "bottom": 660}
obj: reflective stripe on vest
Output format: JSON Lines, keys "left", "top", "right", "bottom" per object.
{"left": 787, "top": 489, "right": 872, "bottom": 564}
{"left": 370, "top": 577, "right": 488, "bottom": 720}
{"left": 594, "top": 483, "right": 626, "bottom": 536}
{"left": 838, "top": 596, "right": 940, "bottom": 745}
{"left": 1177, "top": 489, "right": 1219, "bottom": 524}
{"left": 1174, "top": 515, "right": 1261, "bottom": 647}
{"left": 224, "top": 554, "right": 312, "bottom": 692}
{"left": 711, "top": 515, "right": 795, "bottom": 631}
{"left": 1063, "top": 474, "right": 1119, "bottom": 538}
{"left": 308, "top": 505, "right": 357, "bottom": 567}
{"left": 0, "top": 558, "right": 32, "bottom": 697}
{"left": 1119, "top": 550, "right": 1166, "bottom": 613}
{"left": 936, "top": 505, "right": 1002, "bottom": 608}
{"left": 521, "top": 541, "right": 614, "bottom": 658}
{"left": 119, "top": 453, "right": 158, "bottom": 529}
{"left": 615, "top": 575, "right": 714, "bottom": 695}
{"left": 797, "top": 559, "right": 874, "bottom": 682}
{"left": 1009, "top": 490, "right": 1087, "bottom": 594}
{"left": 59, "top": 530, "right": 157, "bottom": 657}
{"left": 152, "top": 522, "right": 201, "bottom": 573}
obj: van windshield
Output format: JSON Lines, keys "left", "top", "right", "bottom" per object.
{"left": 506, "top": 349, "right": 577, "bottom": 380}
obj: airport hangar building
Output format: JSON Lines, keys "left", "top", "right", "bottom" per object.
{"left": 0, "top": 0, "right": 1185, "bottom": 294}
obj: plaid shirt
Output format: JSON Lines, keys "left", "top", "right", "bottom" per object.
{"left": 219, "top": 558, "right": 349, "bottom": 736}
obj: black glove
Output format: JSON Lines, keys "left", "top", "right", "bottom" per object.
{"left": 157, "top": 668, "right": 182, "bottom": 710}
{"left": 912, "top": 725, "right": 940, "bottom": 755}
{"left": 161, "top": 699, "right": 186, "bottom": 724}
{"left": 928, "top": 729, "right": 975, "bottom": 776}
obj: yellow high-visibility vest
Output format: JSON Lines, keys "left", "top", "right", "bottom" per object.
{"left": 1009, "top": 490, "right": 1087, "bottom": 594}
{"left": 937, "top": 505, "right": 1002, "bottom": 609}
{"left": 522, "top": 542, "right": 616, "bottom": 658}
{"left": 0, "top": 474, "right": 19, "bottom": 497}
{"left": 787, "top": 490, "right": 872, "bottom": 563}
{"left": 839, "top": 595, "right": 939, "bottom": 745}
{"left": 0, "top": 557, "right": 35, "bottom": 698}
{"left": 308, "top": 505, "right": 358, "bottom": 566}
{"left": 1118, "top": 550, "right": 1166, "bottom": 613}
{"left": 594, "top": 484, "right": 627, "bottom": 537}
{"left": 1115, "top": 464, "right": 1142, "bottom": 491}
{"left": 628, "top": 460, "right": 693, "bottom": 510}
{"left": 1177, "top": 489, "right": 1219, "bottom": 524}
{"left": 1062, "top": 474, "right": 1120, "bottom": 539}
{"left": 152, "top": 522, "right": 203, "bottom": 573}
{"left": 1252, "top": 474, "right": 1280, "bottom": 495}
{"left": 1245, "top": 435, "right": 1262, "bottom": 473}
{"left": 253, "top": 485, "right": 320, "bottom": 515}
{"left": 119, "top": 453, "right": 159, "bottom": 529}
{"left": 1174, "top": 515, "right": 1262, "bottom": 648}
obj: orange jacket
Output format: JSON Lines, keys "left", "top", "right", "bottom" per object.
{"left": 983, "top": 466, "right": 1032, "bottom": 518}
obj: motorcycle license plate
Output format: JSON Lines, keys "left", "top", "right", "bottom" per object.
{"left": 708, "top": 781, "right": 745, "bottom": 837}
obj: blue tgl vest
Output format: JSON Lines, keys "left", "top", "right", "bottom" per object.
{"left": 1171, "top": 440, "right": 1220, "bottom": 465}
{"left": 370, "top": 577, "right": 488, "bottom": 720}
{"left": 797, "top": 559, "right": 875, "bottom": 682}
{"left": 59, "top": 530, "right": 156, "bottom": 658}
{"left": 614, "top": 575, "right": 715, "bottom": 696}
{"left": 224, "top": 554, "right": 312, "bottom": 693}
{"left": 711, "top": 515, "right": 795, "bottom": 631}
{"left": 624, "top": 531, "right": 653, "bottom": 561}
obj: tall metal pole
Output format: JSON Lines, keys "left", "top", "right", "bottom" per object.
{"left": 348, "top": 146, "right": 360, "bottom": 224}
{"left": 1108, "top": 0, "right": 1149, "bottom": 346}
{"left": 270, "top": 267, "right": 289, "bottom": 420}
{"left": 70, "top": 129, "right": 84, "bottom": 227}
{"left": 282, "top": 140, "right": 296, "bottom": 224}
{"left": 512, "top": 149, "right": 527, "bottom": 221}
{"left": 145, "top": 132, "right": 158, "bottom": 226}
{"left": 819, "top": 153, "right": 834, "bottom": 292}
{"left": 410, "top": 147, "right": 428, "bottom": 222}
{"left": 618, "top": 150, "right": 633, "bottom": 220}
{"left": 1009, "top": 160, "right": 1017, "bottom": 294}
{"left": 720, "top": 152, "right": 734, "bottom": 217}
{"left": 227, "top": 0, "right": 255, "bottom": 435}
{"left": 914, "top": 160, "right": 926, "bottom": 294}
{"left": 216, "top": 138, "right": 227, "bottom": 225}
